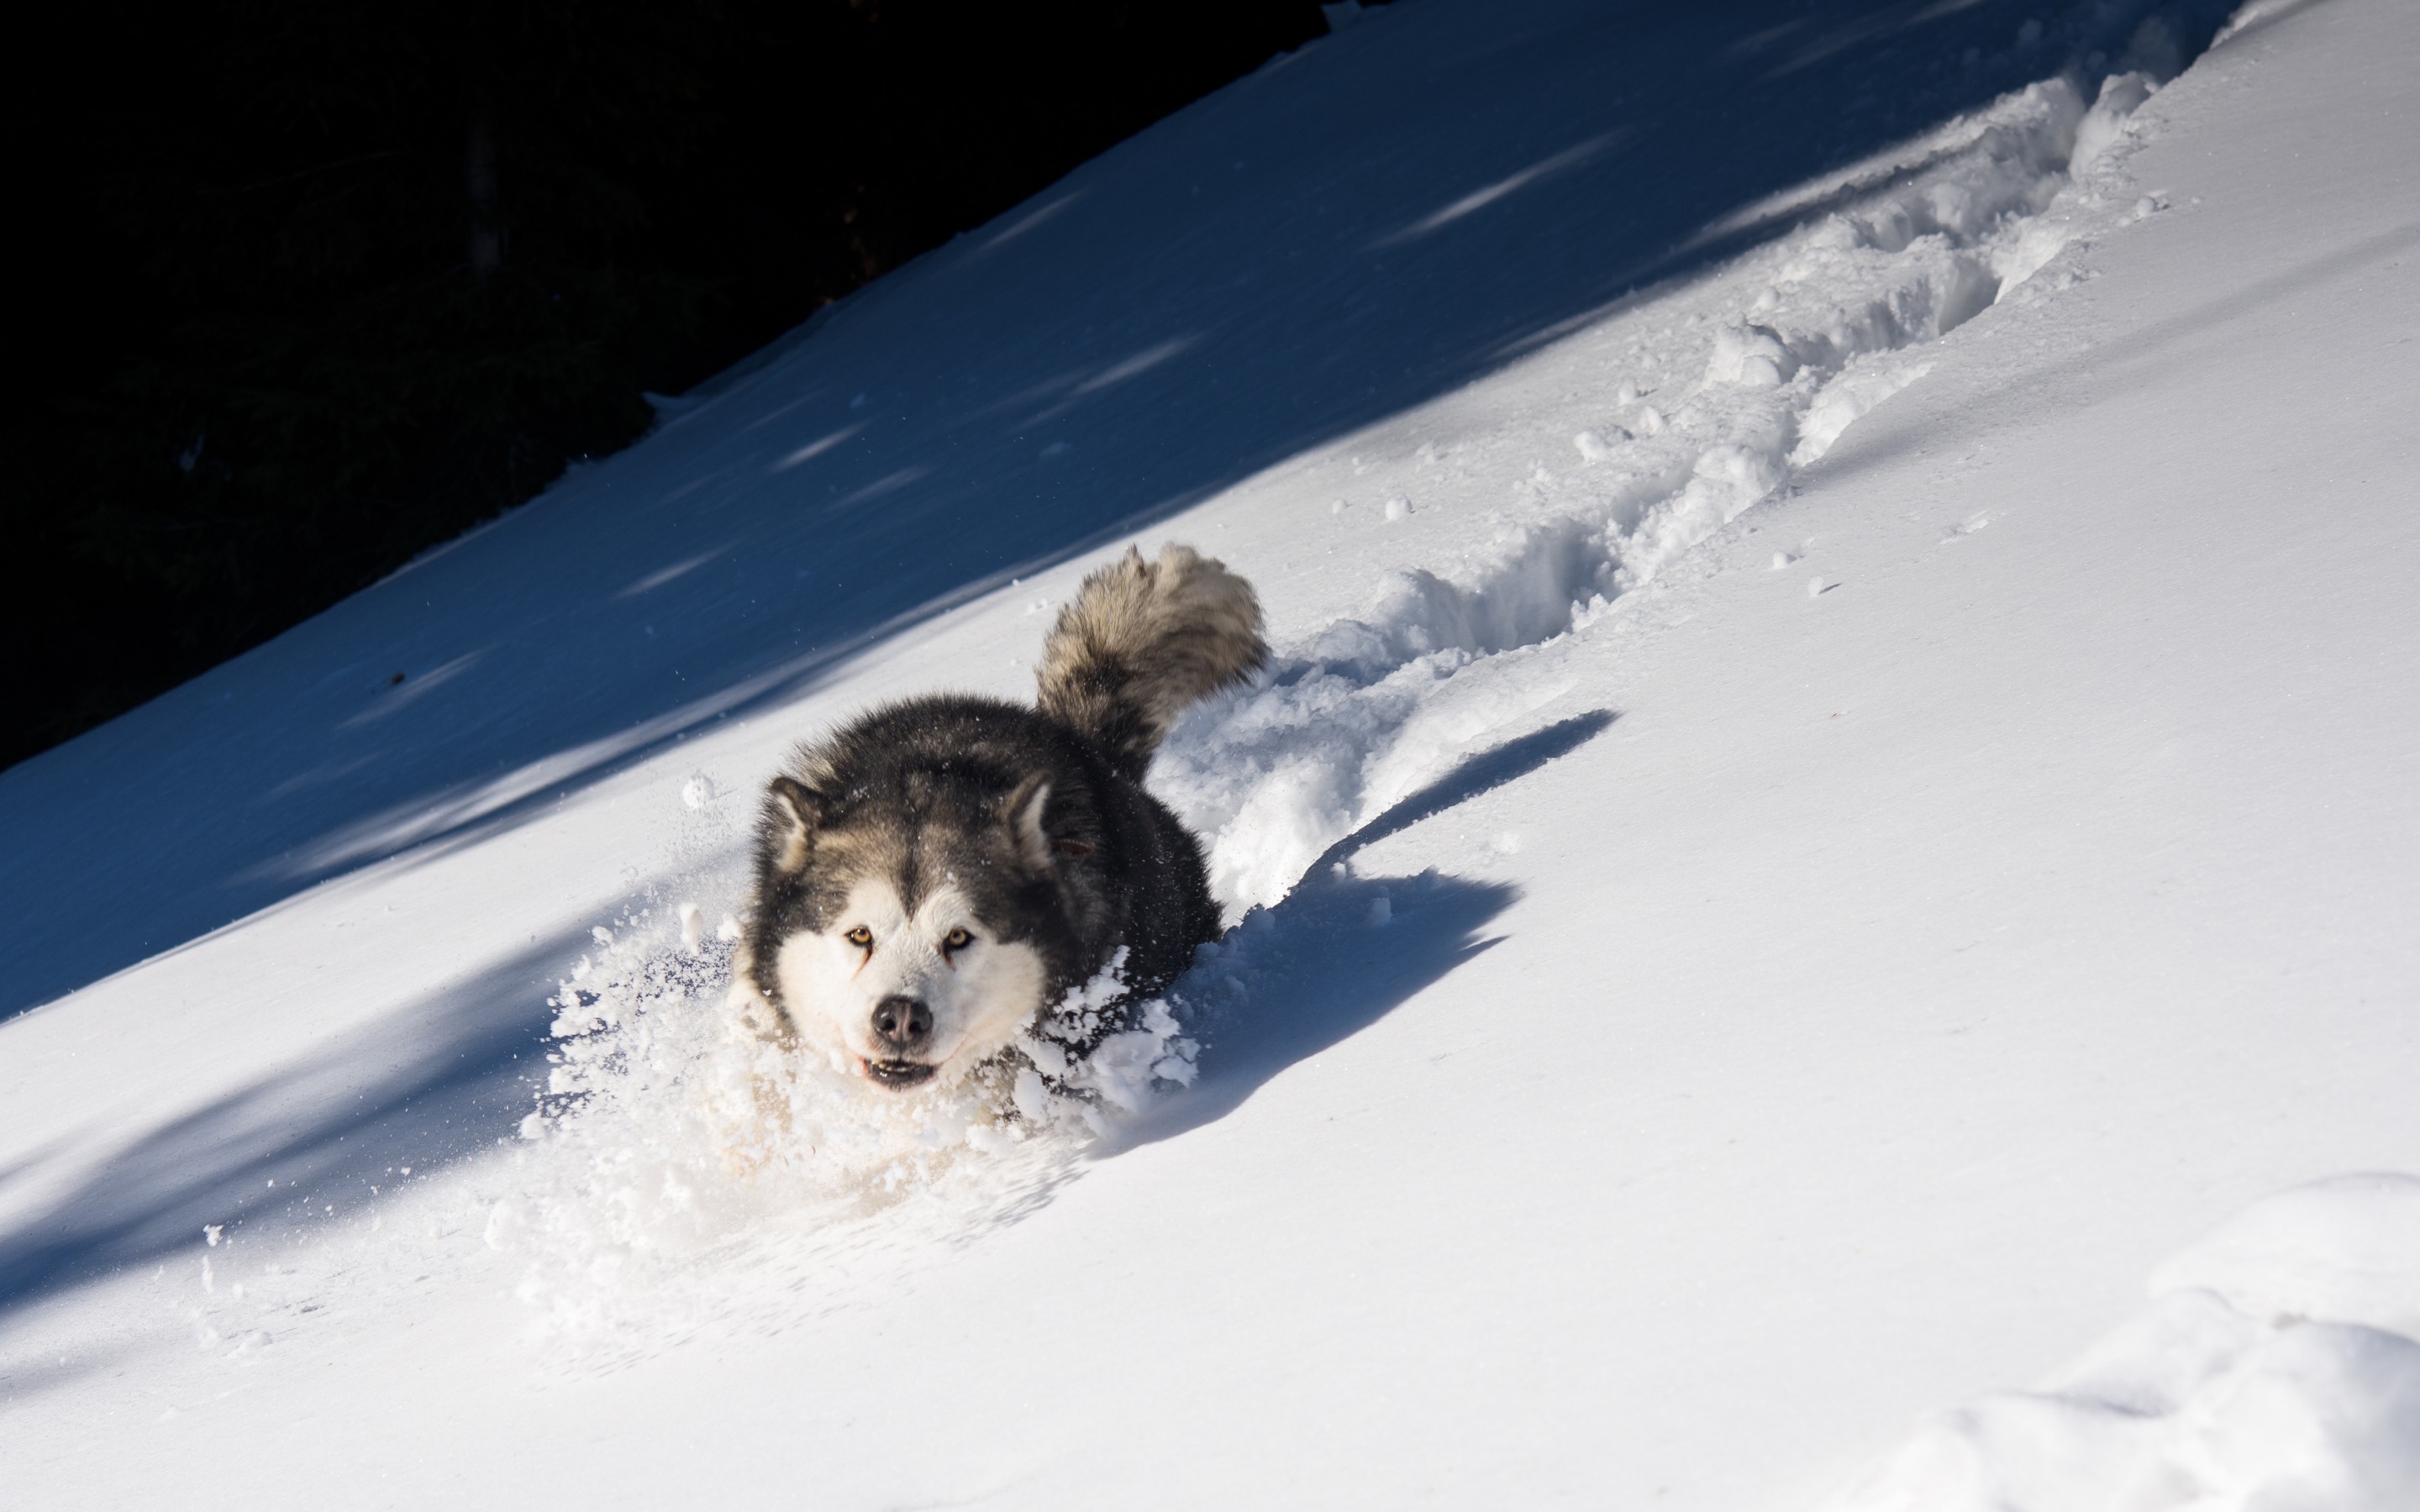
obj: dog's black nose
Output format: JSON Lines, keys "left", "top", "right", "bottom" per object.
{"left": 871, "top": 995, "right": 933, "bottom": 1050}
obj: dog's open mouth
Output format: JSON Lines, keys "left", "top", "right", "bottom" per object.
{"left": 860, "top": 1057, "right": 937, "bottom": 1089}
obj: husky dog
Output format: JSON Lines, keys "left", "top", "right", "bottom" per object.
{"left": 730, "top": 545, "right": 1265, "bottom": 1091}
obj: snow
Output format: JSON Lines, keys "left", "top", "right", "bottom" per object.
{"left": 1826, "top": 1178, "right": 2420, "bottom": 1511}
{"left": 6, "top": 0, "right": 2420, "bottom": 1505}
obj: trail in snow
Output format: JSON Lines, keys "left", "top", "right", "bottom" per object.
{"left": 1155, "top": 60, "right": 2180, "bottom": 912}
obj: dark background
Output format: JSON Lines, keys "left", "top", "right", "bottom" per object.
{"left": 1, "top": 0, "right": 1344, "bottom": 771}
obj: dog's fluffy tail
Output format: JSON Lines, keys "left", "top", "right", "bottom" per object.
{"left": 1036, "top": 544, "right": 1266, "bottom": 779}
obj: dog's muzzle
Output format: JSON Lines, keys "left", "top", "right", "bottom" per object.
{"left": 864, "top": 995, "right": 938, "bottom": 1088}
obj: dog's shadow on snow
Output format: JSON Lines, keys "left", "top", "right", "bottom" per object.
{"left": 1107, "top": 711, "right": 1614, "bottom": 1151}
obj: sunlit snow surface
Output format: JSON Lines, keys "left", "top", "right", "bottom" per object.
{"left": 4, "top": 0, "right": 2418, "bottom": 1505}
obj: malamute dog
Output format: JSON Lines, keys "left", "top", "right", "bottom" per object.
{"left": 729, "top": 545, "right": 1265, "bottom": 1092}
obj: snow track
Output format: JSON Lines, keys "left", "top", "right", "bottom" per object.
{"left": 1160, "top": 64, "right": 2171, "bottom": 916}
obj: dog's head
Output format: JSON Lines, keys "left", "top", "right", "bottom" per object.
{"left": 742, "top": 759, "right": 1098, "bottom": 1091}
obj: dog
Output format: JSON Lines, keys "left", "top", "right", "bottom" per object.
{"left": 729, "top": 544, "right": 1265, "bottom": 1094}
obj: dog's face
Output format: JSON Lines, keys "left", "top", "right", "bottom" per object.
{"left": 747, "top": 769, "right": 1090, "bottom": 1091}
{"left": 771, "top": 873, "right": 1046, "bottom": 1089}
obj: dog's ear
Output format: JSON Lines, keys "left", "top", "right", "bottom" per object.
{"left": 1002, "top": 774, "right": 1096, "bottom": 868}
{"left": 1002, "top": 774, "right": 1053, "bottom": 870}
{"left": 764, "top": 775, "right": 825, "bottom": 874}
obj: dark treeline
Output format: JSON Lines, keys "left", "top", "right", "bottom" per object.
{"left": 2, "top": 1, "right": 1341, "bottom": 770}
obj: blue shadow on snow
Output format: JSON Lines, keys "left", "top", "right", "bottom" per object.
{"left": 1113, "top": 710, "right": 1616, "bottom": 1147}
{"left": 0, "top": 0, "right": 2242, "bottom": 1021}
{"left": 0, "top": 930, "right": 565, "bottom": 1330}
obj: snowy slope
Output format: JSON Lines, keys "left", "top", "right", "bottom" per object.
{"left": 7, "top": 0, "right": 2420, "bottom": 1507}
{"left": 0, "top": 0, "right": 2238, "bottom": 1021}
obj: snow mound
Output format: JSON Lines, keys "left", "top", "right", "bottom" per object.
{"left": 1820, "top": 1176, "right": 2420, "bottom": 1512}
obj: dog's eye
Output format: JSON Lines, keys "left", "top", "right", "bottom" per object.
{"left": 943, "top": 927, "right": 973, "bottom": 952}
{"left": 844, "top": 926, "right": 872, "bottom": 949}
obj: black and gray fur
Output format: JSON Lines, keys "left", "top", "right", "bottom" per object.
{"left": 732, "top": 544, "right": 1265, "bottom": 1091}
